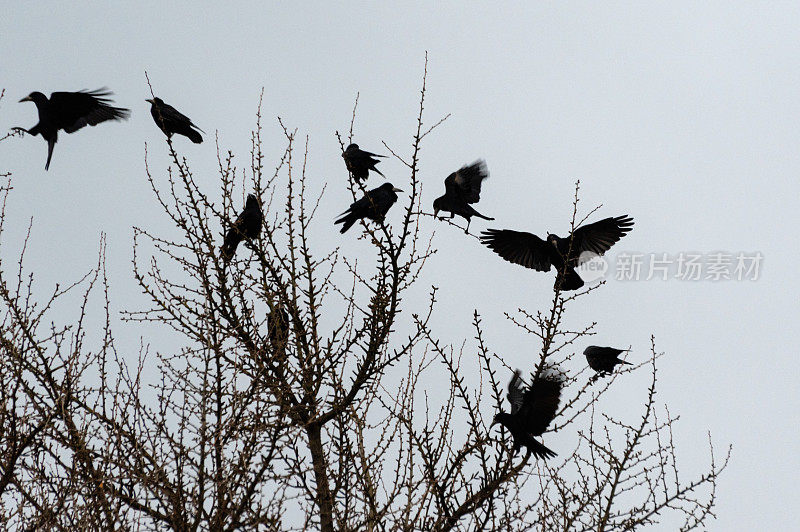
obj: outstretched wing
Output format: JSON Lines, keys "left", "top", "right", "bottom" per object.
{"left": 50, "top": 89, "right": 130, "bottom": 133}
{"left": 522, "top": 370, "right": 563, "bottom": 436}
{"left": 444, "top": 159, "right": 488, "bottom": 203}
{"left": 507, "top": 370, "right": 525, "bottom": 415}
{"left": 569, "top": 215, "right": 634, "bottom": 261}
{"left": 480, "top": 229, "right": 553, "bottom": 272}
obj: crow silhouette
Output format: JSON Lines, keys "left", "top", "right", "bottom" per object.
{"left": 493, "top": 368, "right": 563, "bottom": 459}
{"left": 433, "top": 159, "right": 494, "bottom": 232}
{"left": 147, "top": 97, "right": 203, "bottom": 143}
{"left": 14, "top": 89, "right": 130, "bottom": 170}
{"left": 584, "top": 346, "right": 631, "bottom": 377}
{"left": 335, "top": 183, "right": 402, "bottom": 233}
{"left": 342, "top": 143, "right": 386, "bottom": 182}
{"left": 222, "top": 194, "right": 263, "bottom": 261}
{"left": 481, "top": 215, "right": 634, "bottom": 291}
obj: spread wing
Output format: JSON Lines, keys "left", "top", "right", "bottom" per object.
{"left": 444, "top": 159, "right": 488, "bottom": 203}
{"left": 480, "top": 229, "right": 553, "bottom": 272}
{"left": 507, "top": 370, "right": 525, "bottom": 415}
{"left": 49, "top": 89, "right": 130, "bottom": 133}
{"left": 522, "top": 371, "right": 563, "bottom": 436}
{"left": 569, "top": 215, "right": 633, "bottom": 261}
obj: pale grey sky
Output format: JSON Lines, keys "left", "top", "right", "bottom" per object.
{"left": 2, "top": 2, "right": 799, "bottom": 529}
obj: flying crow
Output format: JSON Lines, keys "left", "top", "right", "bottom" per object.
{"left": 342, "top": 143, "right": 386, "bottom": 182}
{"left": 480, "top": 215, "right": 634, "bottom": 291}
{"left": 493, "top": 368, "right": 563, "bottom": 459}
{"left": 432, "top": 159, "right": 494, "bottom": 232}
{"left": 15, "top": 89, "right": 130, "bottom": 170}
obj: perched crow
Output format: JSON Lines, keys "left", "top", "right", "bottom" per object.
{"left": 584, "top": 346, "right": 631, "bottom": 376}
{"left": 493, "top": 368, "right": 563, "bottom": 459}
{"left": 432, "top": 159, "right": 494, "bottom": 232}
{"left": 342, "top": 143, "right": 386, "bottom": 182}
{"left": 221, "top": 194, "right": 263, "bottom": 261}
{"left": 335, "top": 183, "right": 402, "bottom": 234}
{"left": 480, "top": 215, "right": 634, "bottom": 291}
{"left": 14, "top": 89, "right": 130, "bottom": 170}
{"left": 146, "top": 97, "right": 203, "bottom": 143}
{"left": 267, "top": 305, "right": 290, "bottom": 354}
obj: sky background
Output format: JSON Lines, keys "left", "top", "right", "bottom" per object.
{"left": 2, "top": 2, "right": 799, "bottom": 529}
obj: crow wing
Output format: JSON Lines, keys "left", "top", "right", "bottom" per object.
{"left": 521, "top": 372, "right": 562, "bottom": 436}
{"left": 480, "top": 229, "right": 553, "bottom": 272}
{"left": 507, "top": 370, "right": 525, "bottom": 415}
{"left": 444, "top": 160, "right": 488, "bottom": 203}
{"left": 50, "top": 89, "right": 130, "bottom": 133}
{"left": 569, "top": 215, "right": 634, "bottom": 262}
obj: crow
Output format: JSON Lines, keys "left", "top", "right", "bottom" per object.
{"left": 14, "top": 89, "right": 130, "bottom": 170}
{"left": 221, "top": 194, "right": 263, "bottom": 261}
{"left": 480, "top": 215, "right": 634, "bottom": 291}
{"left": 432, "top": 159, "right": 494, "bottom": 232}
{"left": 146, "top": 97, "right": 203, "bottom": 143}
{"left": 493, "top": 368, "right": 563, "bottom": 459}
{"left": 584, "top": 346, "right": 631, "bottom": 377}
{"left": 342, "top": 143, "right": 386, "bottom": 182}
{"left": 335, "top": 183, "right": 402, "bottom": 234}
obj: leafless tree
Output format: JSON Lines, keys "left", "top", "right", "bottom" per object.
{"left": 0, "top": 59, "right": 728, "bottom": 531}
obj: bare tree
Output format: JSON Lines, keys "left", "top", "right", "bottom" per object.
{"left": 0, "top": 59, "right": 728, "bottom": 531}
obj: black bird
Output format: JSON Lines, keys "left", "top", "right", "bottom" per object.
{"left": 221, "top": 194, "right": 263, "bottom": 261}
{"left": 493, "top": 368, "right": 563, "bottom": 459}
{"left": 146, "top": 97, "right": 203, "bottom": 143}
{"left": 481, "top": 215, "right": 634, "bottom": 291}
{"left": 432, "top": 159, "right": 494, "bottom": 232}
{"left": 267, "top": 304, "right": 290, "bottom": 354}
{"left": 342, "top": 143, "right": 386, "bottom": 182}
{"left": 584, "top": 346, "right": 631, "bottom": 377}
{"left": 335, "top": 182, "right": 402, "bottom": 234}
{"left": 14, "top": 89, "right": 130, "bottom": 170}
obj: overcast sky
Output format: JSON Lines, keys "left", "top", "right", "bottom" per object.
{"left": 3, "top": 2, "right": 799, "bottom": 529}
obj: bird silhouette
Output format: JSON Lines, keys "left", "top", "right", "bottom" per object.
{"left": 493, "top": 368, "right": 563, "bottom": 459}
{"left": 14, "top": 89, "right": 130, "bottom": 170}
{"left": 432, "top": 159, "right": 494, "bottom": 232}
{"left": 481, "top": 215, "right": 634, "bottom": 291}
{"left": 584, "top": 346, "right": 631, "bottom": 378}
{"left": 342, "top": 143, "right": 386, "bottom": 182}
{"left": 146, "top": 97, "right": 203, "bottom": 143}
{"left": 222, "top": 194, "right": 263, "bottom": 261}
{"left": 335, "top": 183, "right": 402, "bottom": 234}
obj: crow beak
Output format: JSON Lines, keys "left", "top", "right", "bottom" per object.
{"left": 392, "top": 187, "right": 403, "bottom": 193}
{"left": 19, "top": 96, "right": 31, "bottom": 103}
{"left": 145, "top": 98, "right": 153, "bottom": 104}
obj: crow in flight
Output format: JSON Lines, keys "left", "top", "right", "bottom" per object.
{"left": 342, "top": 143, "right": 386, "bottom": 182}
{"left": 493, "top": 368, "right": 563, "bottom": 459}
{"left": 480, "top": 215, "right": 634, "bottom": 291}
{"left": 14, "top": 89, "right": 130, "bottom": 170}
{"left": 335, "top": 182, "right": 402, "bottom": 234}
{"left": 432, "top": 159, "right": 494, "bottom": 232}
{"left": 146, "top": 97, "right": 203, "bottom": 143}
{"left": 584, "top": 346, "right": 631, "bottom": 377}
{"left": 221, "top": 194, "right": 263, "bottom": 261}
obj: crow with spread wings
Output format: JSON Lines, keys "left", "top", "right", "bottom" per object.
{"left": 14, "top": 89, "right": 130, "bottom": 170}
{"left": 480, "top": 215, "right": 634, "bottom": 291}
{"left": 492, "top": 368, "right": 563, "bottom": 459}
{"left": 432, "top": 159, "right": 494, "bottom": 232}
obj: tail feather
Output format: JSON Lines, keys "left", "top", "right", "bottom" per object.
{"left": 186, "top": 128, "right": 203, "bottom": 144}
{"left": 556, "top": 267, "right": 584, "bottom": 291}
{"left": 527, "top": 438, "right": 557, "bottom": 459}
{"left": 45, "top": 138, "right": 55, "bottom": 171}
{"left": 335, "top": 214, "right": 357, "bottom": 234}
